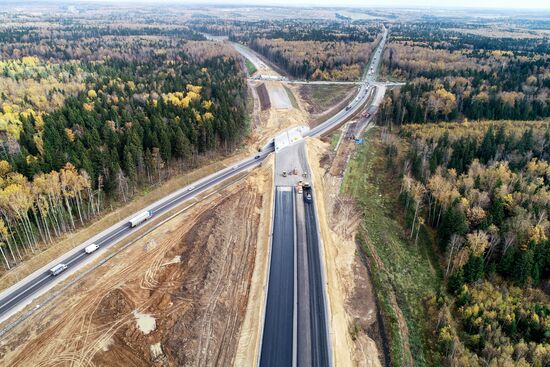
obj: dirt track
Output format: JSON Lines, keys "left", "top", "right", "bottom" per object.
{"left": 0, "top": 167, "right": 272, "bottom": 367}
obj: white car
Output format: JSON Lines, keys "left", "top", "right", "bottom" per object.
{"left": 85, "top": 243, "right": 99, "bottom": 254}
{"left": 50, "top": 263, "right": 68, "bottom": 276}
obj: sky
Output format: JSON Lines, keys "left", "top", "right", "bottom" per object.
{"left": 80, "top": 0, "right": 550, "bottom": 10}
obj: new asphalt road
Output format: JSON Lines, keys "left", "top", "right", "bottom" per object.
{"left": 260, "top": 26, "right": 387, "bottom": 366}
{"left": 303, "top": 188, "right": 329, "bottom": 366}
{"left": 259, "top": 187, "right": 296, "bottom": 367}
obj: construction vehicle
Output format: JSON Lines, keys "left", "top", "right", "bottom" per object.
{"left": 129, "top": 210, "right": 152, "bottom": 227}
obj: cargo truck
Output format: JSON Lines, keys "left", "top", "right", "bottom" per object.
{"left": 129, "top": 211, "right": 152, "bottom": 227}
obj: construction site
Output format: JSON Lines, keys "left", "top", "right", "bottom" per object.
{"left": 0, "top": 29, "right": 388, "bottom": 367}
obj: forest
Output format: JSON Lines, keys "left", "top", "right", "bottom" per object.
{"left": 192, "top": 18, "right": 381, "bottom": 80}
{"left": 0, "top": 18, "right": 249, "bottom": 271}
{"left": 389, "top": 121, "right": 550, "bottom": 366}
{"left": 378, "top": 23, "right": 550, "bottom": 124}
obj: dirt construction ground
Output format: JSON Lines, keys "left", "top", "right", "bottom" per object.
{"left": 0, "top": 161, "right": 273, "bottom": 367}
{"left": 306, "top": 138, "right": 383, "bottom": 367}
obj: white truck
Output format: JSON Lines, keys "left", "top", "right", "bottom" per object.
{"left": 85, "top": 243, "right": 99, "bottom": 254}
{"left": 129, "top": 210, "right": 152, "bottom": 227}
{"left": 50, "top": 263, "right": 68, "bottom": 276}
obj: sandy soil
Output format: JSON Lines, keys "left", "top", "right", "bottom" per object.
{"left": 247, "top": 95, "right": 309, "bottom": 151}
{"left": 305, "top": 137, "right": 382, "bottom": 367}
{"left": 234, "top": 155, "right": 274, "bottom": 366}
{"left": 264, "top": 81, "right": 292, "bottom": 110}
{"left": 0, "top": 164, "right": 273, "bottom": 367}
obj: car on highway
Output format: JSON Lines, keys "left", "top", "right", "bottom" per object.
{"left": 49, "top": 263, "right": 68, "bottom": 276}
{"left": 255, "top": 154, "right": 261, "bottom": 159}
{"left": 305, "top": 192, "right": 312, "bottom": 202}
{"left": 84, "top": 244, "right": 99, "bottom": 254}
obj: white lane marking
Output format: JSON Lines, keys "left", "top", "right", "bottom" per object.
{"left": 66, "top": 252, "right": 85, "bottom": 266}
{"left": 0, "top": 275, "right": 51, "bottom": 309}
{"left": 98, "top": 226, "right": 128, "bottom": 245}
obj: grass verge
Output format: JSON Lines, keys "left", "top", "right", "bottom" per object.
{"left": 329, "top": 131, "right": 341, "bottom": 150}
{"left": 342, "top": 127, "right": 441, "bottom": 367}
{"left": 301, "top": 84, "right": 355, "bottom": 115}
{"left": 283, "top": 85, "right": 299, "bottom": 110}
{"left": 245, "top": 59, "right": 257, "bottom": 75}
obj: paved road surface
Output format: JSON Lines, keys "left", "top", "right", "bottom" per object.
{"left": 296, "top": 195, "right": 312, "bottom": 366}
{"left": 267, "top": 83, "right": 293, "bottom": 110}
{"left": 306, "top": 27, "right": 387, "bottom": 138}
{"left": 274, "top": 140, "right": 309, "bottom": 186}
{"left": 0, "top": 146, "right": 274, "bottom": 322}
{"left": 303, "top": 189, "right": 329, "bottom": 366}
{"left": 259, "top": 187, "right": 295, "bottom": 367}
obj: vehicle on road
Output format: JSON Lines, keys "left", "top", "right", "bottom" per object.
{"left": 49, "top": 263, "right": 68, "bottom": 276}
{"left": 282, "top": 170, "right": 287, "bottom": 177}
{"left": 255, "top": 154, "right": 261, "bottom": 159}
{"left": 345, "top": 105, "right": 352, "bottom": 111}
{"left": 305, "top": 192, "right": 312, "bottom": 202}
{"left": 129, "top": 211, "right": 152, "bottom": 227}
{"left": 84, "top": 244, "right": 99, "bottom": 254}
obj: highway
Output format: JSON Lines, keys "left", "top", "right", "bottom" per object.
{"left": 0, "top": 146, "right": 273, "bottom": 321}
{"left": 303, "top": 186, "right": 329, "bottom": 366}
{"left": 259, "top": 187, "right": 296, "bottom": 367}
{"left": 1, "top": 26, "right": 388, "bottom": 352}
{"left": 307, "top": 27, "right": 387, "bottom": 138}
{"left": 259, "top": 27, "right": 388, "bottom": 366}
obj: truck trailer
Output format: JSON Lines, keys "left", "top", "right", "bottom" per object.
{"left": 129, "top": 211, "right": 152, "bottom": 227}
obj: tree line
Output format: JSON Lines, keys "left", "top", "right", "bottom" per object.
{"left": 378, "top": 40, "right": 550, "bottom": 124}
